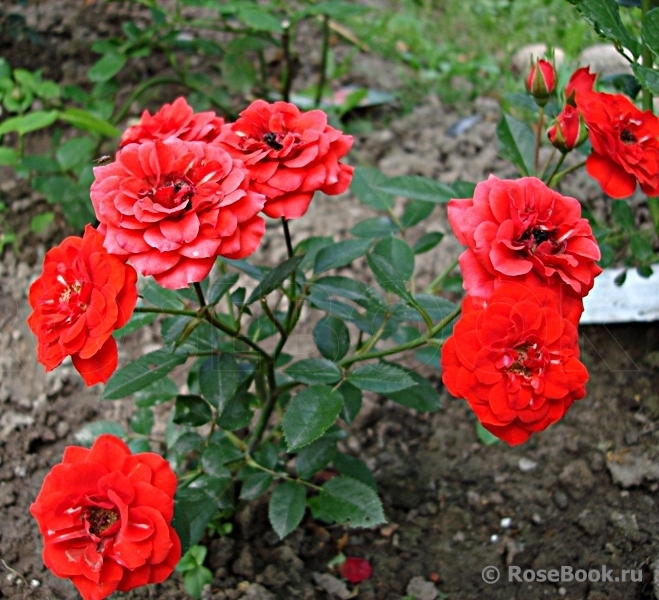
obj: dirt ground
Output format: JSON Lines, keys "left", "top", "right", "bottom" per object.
{"left": 1, "top": 2, "right": 659, "bottom": 600}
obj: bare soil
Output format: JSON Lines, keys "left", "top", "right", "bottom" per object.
{"left": 1, "top": 2, "right": 659, "bottom": 600}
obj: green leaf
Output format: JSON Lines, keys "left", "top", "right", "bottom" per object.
{"left": 296, "top": 437, "right": 337, "bottom": 479}
{"left": 102, "top": 349, "right": 187, "bottom": 400}
{"left": 568, "top": 0, "right": 641, "bottom": 58}
{"left": 238, "top": 6, "right": 284, "bottom": 32}
{"left": 384, "top": 370, "right": 441, "bottom": 412}
{"left": 643, "top": 8, "right": 659, "bottom": 58}
{"left": 372, "top": 236, "right": 415, "bottom": 281}
{"left": 88, "top": 52, "right": 127, "bottom": 82}
{"left": 314, "top": 239, "right": 371, "bottom": 274}
{"left": 134, "top": 377, "right": 179, "bottom": 407}
{"left": 0, "top": 147, "right": 19, "bottom": 166}
{"left": 0, "top": 110, "right": 58, "bottom": 135}
{"left": 74, "top": 420, "right": 125, "bottom": 446}
{"left": 182, "top": 565, "right": 213, "bottom": 599}
{"left": 113, "top": 312, "right": 158, "bottom": 338}
{"left": 142, "top": 280, "right": 186, "bottom": 309}
{"left": 413, "top": 231, "right": 444, "bottom": 254}
{"left": 350, "top": 166, "right": 395, "bottom": 210}
{"left": 283, "top": 385, "right": 344, "bottom": 451}
{"left": 319, "top": 476, "right": 385, "bottom": 527}
{"left": 297, "top": 1, "right": 371, "bottom": 19}
{"left": 338, "top": 382, "right": 362, "bottom": 425}
{"left": 130, "top": 407, "right": 154, "bottom": 435}
{"left": 173, "top": 488, "right": 221, "bottom": 553}
{"left": 350, "top": 216, "right": 399, "bottom": 239}
{"left": 58, "top": 107, "right": 121, "bottom": 138}
{"left": 311, "top": 276, "right": 371, "bottom": 301}
{"left": 348, "top": 363, "right": 415, "bottom": 394}
{"left": 56, "top": 136, "right": 95, "bottom": 171}
{"left": 208, "top": 272, "right": 239, "bottom": 305}
{"left": 375, "top": 175, "right": 456, "bottom": 203}
{"left": 637, "top": 265, "right": 653, "bottom": 278}
{"left": 199, "top": 354, "right": 240, "bottom": 411}
{"left": 611, "top": 200, "right": 634, "bottom": 229}
{"left": 268, "top": 481, "right": 307, "bottom": 539}
{"left": 216, "top": 391, "right": 254, "bottom": 430}
{"left": 174, "top": 395, "right": 213, "bottom": 427}
{"left": 366, "top": 252, "right": 409, "bottom": 298}
{"left": 496, "top": 114, "right": 535, "bottom": 176}
{"left": 201, "top": 443, "right": 232, "bottom": 478}
{"left": 400, "top": 200, "right": 436, "bottom": 228}
{"left": 285, "top": 358, "right": 342, "bottom": 385}
{"left": 313, "top": 315, "right": 351, "bottom": 361}
{"left": 632, "top": 64, "right": 659, "bottom": 95}
{"left": 630, "top": 232, "right": 654, "bottom": 262}
{"left": 295, "top": 236, "right": 334, "bottom": 270}
{"left": 30, "top": 212, "right": 54, "bottom": 234}
{"left": 247, "top": 255, "right": 304, "bottom": 304}
{"left": 221, "top": 37, "right": 258, "bottom": 94}
{"left": 333, "top": 452, "right": 376, "bottom": 489}
{"left": 475, "top": 422, "right": 501, "bottom": 446}
{"left": 239, "top": 472, "right": 273, "bottom": 500}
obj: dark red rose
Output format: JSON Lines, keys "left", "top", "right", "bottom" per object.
{"left": 447, "top": 176, "right": 601, "bottom": 303}
{"left": 216, "top": 99, "right": 354, "bottom": 219}
{"left": 340, "top": 556, "right": 372, "bottom": 584}
{"left": 27, "top": 225, "right": 137, "bottom": 386}
{"left": 441, "top": 280, "right": 588, "bottom": 445}
{"left": 119, "top": 97, "right": 224, "bottom": 147}
{"left": 30, "top": 435, "right": 181, "bottom": 600}
{"left": 90, "top": 139, "right": 266, "bottom": 289}
{"left": 576, "top": 90, "right": 659, "bottom": 198}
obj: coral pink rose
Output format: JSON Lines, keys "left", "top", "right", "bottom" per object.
{"left": 119, "top": 96, "right": 224, "bottom": 147}
{"left": 30, "top": 435, "right": 181, "bottom": 600}
{"left": 216, "top": 99, "right": 354, "bottom": 219}
{"left": 91, "top": 139, "right": 266, "bottom": 289}
{"left": 27, "top": 225, "right": 137, "bottom": 386}
{"left": 447, "top": 176, "right": 601, "bottom": 302}
{"left": 441, "top": 280, "right": 588, "bottom": 445}
{"left": 576, "top": 90, "right": 659, "bottom": 198}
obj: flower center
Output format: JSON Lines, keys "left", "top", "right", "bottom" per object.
{"left": 263, "top": 132, "right": 283, "bottom": 151}
{"left": 85, "top": 507, "right": 119, "bottom": 537}
{"left": 620, "top": 128, "right": 636, "bottom": 144}
{"left": 147, "top": 176, "right": 196, "bottom": 209}
{"left": 519, "top": 226, "right": 564, "bottom": 255}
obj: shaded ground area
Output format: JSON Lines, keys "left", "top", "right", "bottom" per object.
{"left": 1, "top": 2, "right": 659, "bottom": 599}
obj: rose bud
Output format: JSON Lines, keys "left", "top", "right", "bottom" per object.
{"left": 548, "top": 105, "right": 588, "bottom": 153}
{"left": 525, "top": 58, "right": 556, "bottom": 106}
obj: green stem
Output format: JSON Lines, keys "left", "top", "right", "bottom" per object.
{"left": 314, "top": 15, "right": 330, "bottom": 108}
{"left": 539, "top": 147, "right": 558, "bottom": 181}
{"left": 261, "top": 297, "right": 287, "bottom": 339}
{"left": 548, "top": 160, "right": 586, "bottom": 188}
{"left": 534, "top": 105, "right": 545, "bottom": 175}
{"left": 641, "top": 0, "right": 654, "bottom": 112}
{"left": 281, "top": 217, "right": 294, "bottom": 258}
{"left": 544, "top": 152, "right": 566, "bottom": 186}
{"left": 280, "top": 20, "right": 294, "bottom": 102}
{"left": 338, "top": 304, "right": 461, "bottom": 368}
{"left": 134, "top": 306, "right": 198, "bottom": 318}
{"left": 194, "top": 282, "right": 206, "bottom": 307}
{"left": 112, "top": 76, "right": 185, "bottom": 125}
{"left": 247, "top": 389, "right": 280, "bottom": 455}
{"left": 424, "top": 257, "right": 458, "bottom": 294}
{"left": 245, "top": 458, "right": 322, "bottom": 491}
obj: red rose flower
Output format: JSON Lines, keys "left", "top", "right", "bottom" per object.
{"left": 548, "top": 105, "right": 588, "bottom": 153}
{"left": 119, "top": 97, "right": 224, "bottom": 147}
{"left": 447, "top": 176, "right": 601, "bottom": 301}
{"left": 576, "top": 90, "right": 659, "bottom": 198}
{"left": 441, "top": 281, "right": 589, "bottom": 445}
{"left": 340, "top": 556, "right": 372, "bottom": 584}
{"left": 27, "top": 225, "right": 137, "bottom": 386}
{"left": 564, "top": 66, "right": 597, "bottom": 106}
{"left": 525, "top": 58, "right": 556, "bottom": 105}
{"left": 30, "top": 435, "right": 181, "bottom": 600}
{"left": 216, "top": 99, "right": 354, "bottom": 219}
{"left": 90, "top": 139, "right": 266, "bottom": 289}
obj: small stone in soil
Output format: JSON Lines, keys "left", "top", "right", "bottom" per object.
{"left": 406, "top": 575, "right": 438, "bottom": 600}
{"left": 553, "top": 491, "right": 569, "bottom": 510}
{"left": 518, "top": 457, "right": 537, "bottom": 472}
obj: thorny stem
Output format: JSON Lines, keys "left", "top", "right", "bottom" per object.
{"left": 314, "top": 15, "right": 331, "bottom": 108}
{"left": 338, "top": 304, "right": 461, "bottom": 368}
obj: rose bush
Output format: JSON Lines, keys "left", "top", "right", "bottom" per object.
{"left": 27, "top": 225, "right": 138, "bottom": 386}
{"left": 30, "top": 434, "right": 181, "bottom": 600}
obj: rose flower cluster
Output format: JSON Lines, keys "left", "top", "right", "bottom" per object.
{"left": 27, "top": 97, "right": 354, "bottom": 386}
{"left": 441, "top": 175, "right": 602, "bottom": 445}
